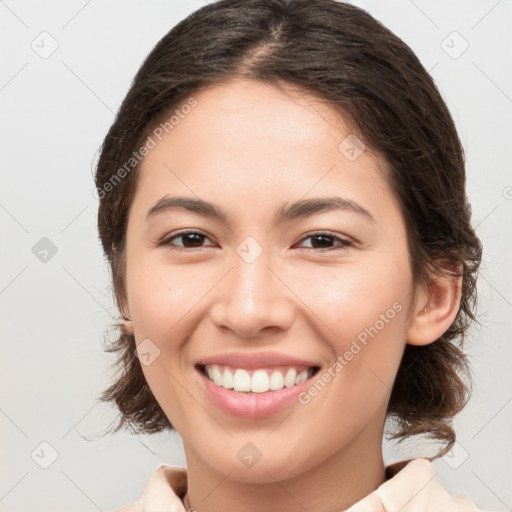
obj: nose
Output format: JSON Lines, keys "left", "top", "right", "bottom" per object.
{"left": 208, "top": 247, "right": 295, "bottom": 339}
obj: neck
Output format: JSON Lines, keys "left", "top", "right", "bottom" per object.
{"left": 183, "top": 423, "right": 386, "bottom": 512}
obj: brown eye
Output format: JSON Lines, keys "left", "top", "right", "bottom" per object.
{"left": 296, "top": 232, "right": 354, "bottom": 251}
{"left": 159, "top": 230, "right": 214, "bottom": 249}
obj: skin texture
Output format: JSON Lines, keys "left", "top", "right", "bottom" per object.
{"left": 122, "top": 79, "right": 461, "bottom": 512}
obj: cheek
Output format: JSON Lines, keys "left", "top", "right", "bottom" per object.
{"left": 289, "top": 256, "right": 412, "bottom": 348}
{"left": 126, "top": 256, "right": 206, "bottom": 339}
{"left": 126, "top": 257, "right": 200, "bottom": 427}
{"left": 291, "top": 254, "right": 412, "bottom": 410}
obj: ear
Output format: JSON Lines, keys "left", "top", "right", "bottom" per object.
{"left": 120, "top": 303, "right": 134, "bottom": 336}
{"left": 407, "top": 272, "right": 462, "bottom": 346}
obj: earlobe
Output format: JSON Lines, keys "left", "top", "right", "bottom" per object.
{"left": 120, "top": 305, "right": 134, "bottom": 336}
{"left": 121, "top": 315, "right": 134, "bottom": 336}
{"left": 407, "top": 273, "right": 462, "bottom": 346}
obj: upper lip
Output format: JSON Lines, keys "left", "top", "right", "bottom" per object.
{"left": 196, "top": 351, "right": 320, "bottom": 370}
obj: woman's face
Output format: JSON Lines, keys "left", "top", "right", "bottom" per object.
{"left": 124, "top": 78, "right": 417, "bottom": 482}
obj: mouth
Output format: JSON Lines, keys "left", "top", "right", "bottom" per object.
{"left": 194, "top": 362, "right": 321, "bottom": 419}
{"left": 196, "top": 363, "right": 321, "bottom": 393}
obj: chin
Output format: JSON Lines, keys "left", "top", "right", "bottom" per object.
{"left": 214, "top": 459, "right": 301, "bottom": 484}
{"left": 197, "top": 439, "right": 322, "bottom": 484}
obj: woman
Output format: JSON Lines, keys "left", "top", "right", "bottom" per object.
{"left": 95, "top": 1, "right": 491, "bottom": 510}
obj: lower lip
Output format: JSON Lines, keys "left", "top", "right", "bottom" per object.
{"left": 196, "top": 367, "right": 316, "bottom": 419}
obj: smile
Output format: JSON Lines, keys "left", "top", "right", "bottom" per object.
{"left": 200, "top": 363, "right": 319, "bottom": 393}
{"left": 195, "top": 362, "right": 321, "bottom": 419}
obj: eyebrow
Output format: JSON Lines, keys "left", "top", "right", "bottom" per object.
{"left": 146, "top": 195, "right": 375, "bottom": 224}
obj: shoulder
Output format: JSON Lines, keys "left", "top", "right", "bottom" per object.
{"left": 381, "top": 458, "right": 492, "bottom": 512}
{"left": 348, "top": 458, "right": 494, "bottom": 512}
{"left": 110, "top": 465, "right": 188, "bottom": 512}
{"left": 111, "top": 500, "right": 142, "bottom": 512}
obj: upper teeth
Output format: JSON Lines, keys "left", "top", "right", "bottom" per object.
{"left": 204, "top": 364, "right": 312, "bottom": 393}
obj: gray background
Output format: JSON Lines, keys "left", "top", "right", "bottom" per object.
{"left": 1, "top": 0, "right": 511, "bottom": 511}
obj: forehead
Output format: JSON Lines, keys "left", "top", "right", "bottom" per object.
{"left": 177, "top": 78, "right": 354, "bottom": 148}
{"left": 133, "top": 78, "right": 398, "bottom": 226}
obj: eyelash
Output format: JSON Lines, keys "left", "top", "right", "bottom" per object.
{"left": 158, "top": 230, "right": 355, "bottom": 252}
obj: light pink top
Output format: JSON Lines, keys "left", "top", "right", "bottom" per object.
{"left": 113, "top": 458, "right": 493, "bottom": 512}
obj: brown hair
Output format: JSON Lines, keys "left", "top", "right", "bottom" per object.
{"left": 95, "top": 0, "right": 482, "bottom": 456}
